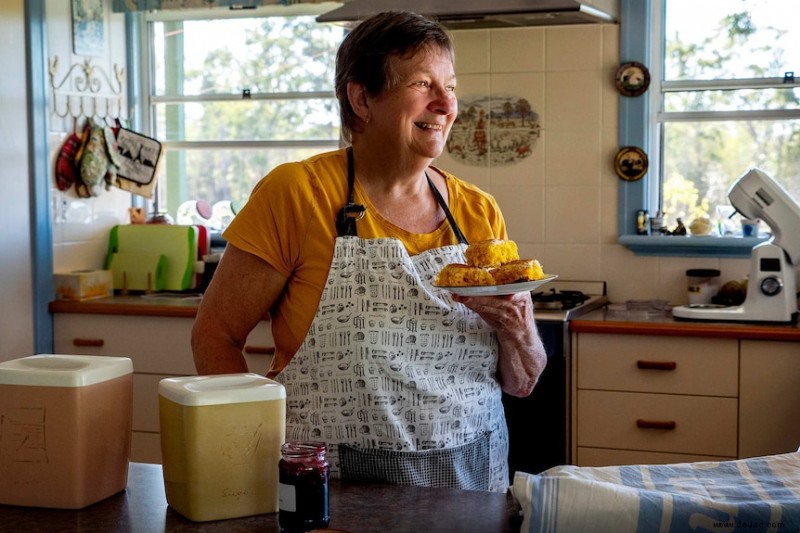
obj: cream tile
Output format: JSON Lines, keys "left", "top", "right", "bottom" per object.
{"left": 545, "top": 71, "right": 602, "bottom": 129}
{"left": 451, "top": 29, "right": 490, "bottom": 74}
{"left": 487, "top": 72, "right": 545, "bottom": 187}
{"left": 542, "top": 243, "right": 601, "bottom": 280}
{"left": 544, "top": 186, "right": 600, "bottom": 243}
{"left": 599, "top": 182, "right": 618, "bottom": 244}
{"left": 544, "top": 126, "right": 602, "bottom": 187}
{"left": 545, "top": 25, "right": 604, "bottom": 71}
{"left": 490, "top": 185, "right": 545, "bottom": 245}
{"left": 599, "top": 243, "right": 659, "bottom": 303}
{"left": 53, "top": 240, "right": 110, "bottom": 273}
{"left": 602, "top": 24, "right": 620, "bottom": 71}
{"left": 489, "top": 27, "right": 545, "bottom": 73}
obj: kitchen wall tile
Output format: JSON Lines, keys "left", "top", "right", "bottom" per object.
{"left": 452, "top": 30, "right": 490, "bottom": 74}
{"left": 599, "top": 180, "right": 619, "bottom": 244}
{"left": 602, "top": 24, "right": 620, "bottom": 71}
{"left": 490, "top": 27, "right": 545, "bottom": 73}
{"left": 490, "top": 184, "right": 545, "bottom": 246}
{"left": 544, "top": 186, "right": 600, "bottom": 244}
{"left": 53, "top": 239, "right": 112, "bottom": 273}
{"left": 546, "top": 70, "right": 603, "bottom": 131}
{"left": 599, "top": 244, "right": 659, "bottom": 303}
{"left": 543, "top": 243, "right": 601, "bottom": 281}
{"left": 545, "top": 25, "right": 603, "bottom": 72}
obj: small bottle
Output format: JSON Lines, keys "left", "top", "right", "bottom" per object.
{"left": 636, "top": 209, "right": 648, "bottom": 235}
{"left": 278, "top": 441, "right": 330, "bottom": 532}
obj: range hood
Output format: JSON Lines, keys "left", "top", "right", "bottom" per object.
{"left": 316, "top": 0, "right": 618, "bottom": 29}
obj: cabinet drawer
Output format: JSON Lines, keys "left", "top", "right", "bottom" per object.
{"left": 575, "top": 447, "right": 731, "bottom": 467}
{"left": 54, "top": 314, "right": 197, "bottom": 374}
{"left": 576, "top": 334, "right": 738, "bottom": 396}
{"left": 576, "top": 390, "right": 737, "bottom": 457}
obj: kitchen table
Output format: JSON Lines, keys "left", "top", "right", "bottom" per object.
{"left": 0, "top": 463, "right": 519, "bottom": 532}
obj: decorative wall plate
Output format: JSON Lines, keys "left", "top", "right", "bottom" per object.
{"left": 614, "top": 146, "right": 648, "bottom": 181}
{"left": 615, "top": 61, "right": 650, "bottom": 97}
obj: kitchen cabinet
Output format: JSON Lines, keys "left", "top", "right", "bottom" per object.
{"left": 572, "top": 324, "right": 800, "bottom": 467}
{"left": 572, "top": 333, "right": 739, "bottom": 466}
{"left": 739, "top": 340, "right": 800, "bottom": 457}
{"left": 53, "top": 313, "right": 274, "bottom": 463}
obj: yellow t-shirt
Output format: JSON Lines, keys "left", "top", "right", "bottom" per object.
{"left": 223, "top": 148, "right": 508, "bottom": 374}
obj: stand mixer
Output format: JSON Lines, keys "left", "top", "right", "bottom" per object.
{"left": 672, "top": 168, "right": 800, "bottom": 323}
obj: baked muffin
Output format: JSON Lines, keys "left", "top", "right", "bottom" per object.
{"left": 491, "top": 259, "right": 545, "bottom": 285}
{"left": 465, "top": 239, "right": 519, "bottom": 268}
{"left": 435, "top": 263, "right": 496, "bottom": 287}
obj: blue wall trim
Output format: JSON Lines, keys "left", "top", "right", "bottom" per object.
{"left": 26, "top": 0, "right": 54, "bottom": 354}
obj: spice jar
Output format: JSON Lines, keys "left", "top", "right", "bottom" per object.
{"left": 278, "top": 441, "right": 330, "bottom": 532}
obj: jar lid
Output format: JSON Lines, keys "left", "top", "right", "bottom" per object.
{"left": 686, "top": 269, "right": 720, "bottom": 277}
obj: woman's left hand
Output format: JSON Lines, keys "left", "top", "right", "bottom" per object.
{"left": 451, "top": 292, "right": 547, "bottom": 397}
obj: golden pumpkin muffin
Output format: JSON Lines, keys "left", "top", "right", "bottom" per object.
{"left": 465, "top": 239, "right": 519, "bottom": 268}
{"left": 435, "top": 263, "right": 496, "bottom": 287}
{"left": 490, "top": 259, "right": 545, "bottom": 285}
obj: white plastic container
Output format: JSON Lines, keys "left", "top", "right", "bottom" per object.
{"left": 686, "top": 268, "right": 721, "bottom": 305}
{"left": 159, "top": 373, "right": 286, "bottom": 522}
{"left": 0, "top": 354, "right": 133, "bottom": 509}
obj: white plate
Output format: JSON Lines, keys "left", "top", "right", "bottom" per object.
{"left": 437, "top": 275, "right": 558, "bottom": 296}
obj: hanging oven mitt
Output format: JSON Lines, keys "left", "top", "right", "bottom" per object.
{"left": 79, "top": 119, "right": 111, "bottom": 197}
{"left": 54, "top": 123, "right": 82, "bottom": 191}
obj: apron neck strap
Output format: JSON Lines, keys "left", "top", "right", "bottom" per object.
{"left": 336, "top": 147, "right": 469, "bottom": 245}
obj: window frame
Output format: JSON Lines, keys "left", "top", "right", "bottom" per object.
{"left": 128, "top": 5, "right": 343, "bottom": 216}
{"left": 617, "top": 0, "right": 777, "bottom": 257}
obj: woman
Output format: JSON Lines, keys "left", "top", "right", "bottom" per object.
{"left": 192, "top": 10, "right": 546, "bottom": 493}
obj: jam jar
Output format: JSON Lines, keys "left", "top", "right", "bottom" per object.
{"left": 278, "top": 441, "right": 330, "bottom": 532}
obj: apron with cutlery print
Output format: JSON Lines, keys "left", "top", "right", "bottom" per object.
{"left": 274, "top": 150, "right": 509, "bottom": 492}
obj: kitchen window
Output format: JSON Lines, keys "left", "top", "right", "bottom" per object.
{"left": 136, "top": 6, "right": 344, "bottom": 226}
{"left": 618, "top": 0, "right": 800, "bottom": 257}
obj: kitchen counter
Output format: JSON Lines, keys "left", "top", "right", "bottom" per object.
{"left": 571, "top": 307, "right": 800, "bottom": 341}
{"left": 0, "top": 463, "right": 518, "bottom": 533}
{"left": 49, "top": 294, "right": 203, "bottom": 318}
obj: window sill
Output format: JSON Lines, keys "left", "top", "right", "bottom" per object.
{"left": 619, "top": 234, "right": 768, "bottom": 258}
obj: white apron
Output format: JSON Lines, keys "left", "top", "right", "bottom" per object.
{"left": 274, "top": 236, "right": 509, "bottom": 492}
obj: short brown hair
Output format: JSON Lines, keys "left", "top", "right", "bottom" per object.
{"left": 334, "top": 11, "right": 454, "bottom": 143}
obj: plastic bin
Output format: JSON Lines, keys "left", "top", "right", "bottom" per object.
{"left": 0, "top": 354, "right": 133, "bottom": 508}
{"left": 159, "top": 373, "right": 286, "bottom": 522}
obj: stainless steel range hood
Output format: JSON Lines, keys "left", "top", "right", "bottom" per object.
{"left": 316, "top": 0, "right": 618, "bottom": 29}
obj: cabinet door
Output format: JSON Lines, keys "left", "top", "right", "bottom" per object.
{"left": 740, "top": 340, "right": 800, "bottom": 457}
{"left": 576, "top": 334, "right": 738, "bottom": 397}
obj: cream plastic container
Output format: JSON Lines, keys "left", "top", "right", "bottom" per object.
{"left": 159, "top": 373, "right": 286, "bottom": 522}
{"left": 0, "top": 354, "right": 133, "bottom": 509}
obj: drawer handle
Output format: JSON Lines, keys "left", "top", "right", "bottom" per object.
{"left": 636, "top": 360, "right": 677, "bottom": 371}
{"left": 73, "top": 338, "right": 104, "bottom": 347}
{"left": 244, "top": 345, "right": 275, "bottom": 355}
{"left": 636, "top": 419, "right": 676, "bottom": 430}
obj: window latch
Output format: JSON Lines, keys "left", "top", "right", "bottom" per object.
{"left": 242, "top": 89, "right": 252, "bottom": 99}
{"left": 783, "top": 71, "right": 795, "bottom": 84}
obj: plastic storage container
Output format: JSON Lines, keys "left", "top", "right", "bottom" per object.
{"left": 686, "top": 268, "right": 721, "bottom": 305}
{"left": 159, "top": 373, "right": 286, "bottom": 522}
{"left": 0, "top": 354, "right": 133, "bottom": 509}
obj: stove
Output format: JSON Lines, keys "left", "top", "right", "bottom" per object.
{"left": 503, "top": 280, "right": 608, "bottom": 479}
{"left": 532, "top": 280, "right": 609, "bottom": 321}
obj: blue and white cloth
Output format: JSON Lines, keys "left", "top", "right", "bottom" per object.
{"left": 512, "top": 452, "right": 800, "bottom": 533}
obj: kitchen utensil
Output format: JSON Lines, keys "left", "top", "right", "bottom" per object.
{"left": 673, "top": 168, "right": 800, "bottom": 322}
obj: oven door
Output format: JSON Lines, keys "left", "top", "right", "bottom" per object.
{"left": 502, "top": 320, "right": 568, "bottom": 480}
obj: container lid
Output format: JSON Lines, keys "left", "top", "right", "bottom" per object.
{"left": 686, "top": 268, "right": 721, "bottom": 277}
{"left": 158, "top": 373, "right": 286, "bottom": 406}
{"left": 0, "top": 354, "right": 133, "bottom": 387}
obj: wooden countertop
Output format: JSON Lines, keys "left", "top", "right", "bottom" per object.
{"left": 0, "top": 463, "right": 518, "bottom": 532}
{"left": 571, "top": 308, "right": 800, "bottom": 341}
{"left": 49, "top": 294, "right": 203, "bottom": 318}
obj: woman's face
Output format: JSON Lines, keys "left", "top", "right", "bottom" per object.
{"left": 366, "top": 47, "right": 458, "bottom": 160}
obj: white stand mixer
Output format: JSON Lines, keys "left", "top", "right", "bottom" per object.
{"left": 672, "top": 168, "right": 800, "bottom": 323}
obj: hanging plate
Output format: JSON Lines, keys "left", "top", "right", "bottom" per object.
{"left": 614, "top": 146, "right": 648, "bottom": 181}
{"left": 615, "top": 61, "right": 651, "bottom": 97}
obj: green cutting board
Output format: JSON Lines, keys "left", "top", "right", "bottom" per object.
{"left": 106, "top": 225, "right": 197, "bottom": 291}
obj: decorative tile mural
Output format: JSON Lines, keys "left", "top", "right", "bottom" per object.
{"left": 447, "top": 94, "right": 541, "bottom": 167}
